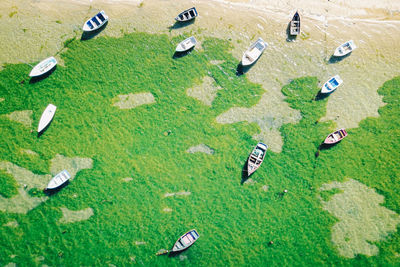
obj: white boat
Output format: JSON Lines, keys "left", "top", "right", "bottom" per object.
{"left": 241, "top": 38, "right": 268, "bottom": 66}
{"left": 321, "top": 75, "right": 343, "bottom": 94}
{"left": 290, "top": 11, "right": 301, "bottom": 35}
{"left": 175, "top": 7, "right": 198, "bottom": 22}
{"left": 38, "top": 104, "right": 57, "bottom": 132}
{"left": 247, "top": 142, "right": 268, "bottom": 176}
{"left": 172, "top": 229, "right": 200, "bottom": 252}
{"left": 46, "top": 170, "right": 71, "bottom": 190}
{"left": 334, "top": 40, "right": 356, "bottom": 57}
{"left": 175, "top": 36, "right": 197, "bottom": 52}
{"left": 29, "top": 57, "right": 57, "bottom": 77}
{"left": 82, "top": 10, "right": 108, "bottom": 32}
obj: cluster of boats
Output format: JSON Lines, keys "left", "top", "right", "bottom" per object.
{"left": 24, "top": 7, "right": 358, "bottom": 253}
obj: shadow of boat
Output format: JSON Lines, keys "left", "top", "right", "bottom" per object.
{"left": 240, "top": 160, "right": 250, "bottom": 184}
{"left": 81, "top": 21, "right": 108, "bottom": 41}
{"left": 328, "top": 53, "right": 351, "bottom": 64}
{"left": 173, "top": 47, "right": 195, "bottom": 59}
{"left": 29, "top": 66, "right": 57, "bottom": 84}
{"left": 43, "top": 180, "right": 70, "bottom": 196}
{"left": 286, "top": 22, "right": 297, "bottom": 42}
{"left": 37, "top": 118, "right": 55, "bottom": 138}
{"left": 315, "top": 142, "right": 340, "bottom": 157}
{"left": 314, "top": 90, "right": 330, "bottom": 101}
{"left": 235, "top": 62, "right": 253, "bottom": 76}
{"left": 168, "top": 19, "right": 195, "bottom": 31}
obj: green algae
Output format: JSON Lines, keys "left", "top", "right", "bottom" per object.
{"left": 0, "top": 32, "right": 399, "bottom": 266}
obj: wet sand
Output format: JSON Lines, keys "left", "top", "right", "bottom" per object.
{"left": 1, "top": 0, "right": 400, "bottom": 145}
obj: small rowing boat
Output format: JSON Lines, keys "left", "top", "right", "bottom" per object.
{"left": 29, "top": 57, "right": 57, "bottom": 77}
{"left": 156, "top": 229, "right": 200, "bottom": 255}
{"left": 247, "top": 142, "right": 268, "bottom": 176}
{"left": 46, "top": 170, "right": 71, "bottom": 190}
{"left": 321, "top": 75, "right": 343, "bottom": 94}
{"left": 82, "top": 10, "right": 108, "bottom": 32}
{"left": 241, "top": 38, "right": 268, "bottom": 66}
{"left": 175, "top": 36, "right": 197, "bottom": 52}
{"left": 324, "top": 129, "right": 348, "bottom": 144}
{"left": 38, "top": 104, "right": 57, "bottom": 133}
{"left": 334, "top": 40, "right": 356, "bottom": 57}
{"left": 289, "top": 11, "right": 300, "bottom": 35}
{"left": 175, "top": 7, "right": 198, "bottom": 22}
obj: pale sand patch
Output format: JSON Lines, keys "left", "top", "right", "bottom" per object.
{"left": 319, "top": 179, "right": 400, "bottom": 258}
{"left": 0, "top": 98, "right": 4, "bottom": 102}
{"left": 113, "top": 92, "right": 155, "bottom": 109}
{"left": 21, "top": 149, "right": 38, "bottom": 156}
{"left": 186, "top": 144, "right": 215, "bottom": 155}
{"left": 3, "top": 220, "right": 19, "bottom": 227}
{"left": 59, "top": 207, "right": 94, "bottom": 224}
{"left": 179, "top": 255, "right": 188, "bottom": 261}
{"left": 210, "top": 60, "right": 225, "bottom": 65}
{"left": 243, "top": 178, "right": 257, "bottom": 185}
{"left": 216, "top": 95, "right": 301, "bottom": 153}
{"left": 5, "top": 110, "right": 33, "bottom": 128}
{"left": 50, "top": 154, "right": 93, "bottom": 178}
{"left": 163, "top": 207, "right": 172, "bottom": 212}
{"left": 187, "top": 76, "right": 222, "bottom": 106}
{"left": 4, "top": 263, "right": 16, "bottom": 267}
{"left": 164, "top": 191, "right": 191, "bottom": 198}
{"left": 0, "top": 155, "right": 93, "bottom": 214}
{"left": 261, "top": 185, "right": 269, "bottom": 191}
{"left": 135, "top": 241, "right": 146, "bottom": 245}
{"left": 123, "top": 177, "right": 133, "bottom": 182}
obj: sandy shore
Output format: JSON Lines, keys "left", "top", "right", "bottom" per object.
{"left": 1, "top": 0, "right": 400, "bottom": 150}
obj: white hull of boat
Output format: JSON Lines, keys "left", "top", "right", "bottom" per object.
{"left": 175, "top": 7, "right": 198, "bottom": 22}
{"left": 38, "top": 104, "right": 57, "bottom": 132}
{"left": 241, "top": 38, "right": 268, "bottom": 66}
{"left": 29, "top": 57, "right": 57, "bottom": 77}
{"left": 172, "top": 229, "right": 200, "bottom": 252}
{"left": 247, "top": 142, "right": 268, "bottom": 176}
{"left": 46, "top": 170, "right": 71, "bottom": 190}
{"left": 334, "top": 40, "right": 356, "bottom": 57}
{"left": 321, "top": 75, "right": 343, "bottom": 94}
{"left": 82, "top": 10, "right": 108, "bottom": 32}
{"left": 176, "top": 36, "right": 197, "bottom": 52}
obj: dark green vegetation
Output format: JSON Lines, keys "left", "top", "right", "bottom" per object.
{"left": 0, "top": 32, "right": 399, "bottom": 266}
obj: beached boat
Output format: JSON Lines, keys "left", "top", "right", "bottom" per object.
{"left": 175, "top": 36, "right": 197, "bottom": 52}
{"left": 334, "top": 40, "right": 356, "bottom": 57}
{"left": 38, "top": 104, "right": 57, "bottom": 133}
{"left": 321, "top": 75, "right": 343, "bottom": 94}
{"left": 175, "top": 7, "right": 198, "bottom": 22}
{"left": 29, "top": 57, "right": 57, "bottom": 77}
{"left": 46, "top": 170, "right": 71, "bottom": 190}
{"left": 82, "top": 10, "right": 108, "bottom": 32}
{"left": 290, "top": 11, "right": 301, "bottom": 35}
{"left": 247, "top": 142, "right": 268, "bottom": 176}
{"left": 324, "top": 128, "right": 348, "bottom": 144}
{"left": 172, "top": 229, "right": 200, "bottom": 252}
{"left": 241, "top": 38, "right": 268, "bottom": 66}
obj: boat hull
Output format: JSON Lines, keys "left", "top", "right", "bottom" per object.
{"left": 29, "top": 57, "right": 57, "bottom": 77}
{"left": 38, "top": 104, "right": 57, "bottom": 133}
{"left": 175, "top": 36, "right": 197, "bottom": 52}
{"left": 241, "top": 38, "right": 267, "bottom": 66}
{"left": 247, "top": 142, "right": 268, "bottom": 176}
{"left": 321, "top": 75, "right": 343, "bottom": 94}
{"left": 324, "top": 128, "right": 348, "bottom": 144}
{"left": 172, "top": 229, "right": 200, "bottom": 252}
{"left": 175, "top": 7, "right": 198, "bottom": 22}
{"left": 82, "top": 10, "right": 108, "bottom": 32}
{"left": 46, "top": 170, "right": 71, "bottom": 190}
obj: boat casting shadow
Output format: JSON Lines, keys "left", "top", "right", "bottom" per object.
{"left": 81, "top": 21, "right": 108, "bottom": 41}
{"left": 286, "top": 22, "right": 297, "bottom": 42}
{"left": 173, "top": 47, "right": 195, "bottom": 59}
{"left": 29, "top": 66, "right": 57, "bottom": 84}
{"left": 43, "top": 180, "right": 70, "bottom": 196}
{"left": 328, "top": 53, "right": 351, "bottom": 64}
{"left": 315, "top": 142, "right": 340, "bottom": 158}
{"left": 240, "top": 160, "right": 250, "bottom": 184}
{"left": 236, "top": 62, "right": 253, "bottom": 76}
{"left": 168, "top": 19, "right": 195, "bottom": 30}
{"left": 37, "top": 119, "right": 54, "bottom": 138}
{"left": 314, "top": 90, "right": 330, "bottom": 101}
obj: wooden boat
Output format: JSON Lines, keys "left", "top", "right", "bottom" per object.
{"left": 241, "top": 38, "right": 268, "bottom": 66}
{"left": 334, "top": 40, "right": 356, "bottom": 57}
{"left": 172, "top": 229, "right": 200, "bottom": 252}
{"left": 175, "top": 7, "right": 198, "bottom": 22}
{"left": 29, "top": 57, "right": 57, "bottom": 77}
{"left": 247, "top": 142, "right": 268, "bottom": 176}
{"left": 38, "top": 104, "right": 57, "bottom": 132}
{"left": 290, "top": 11, "right": 301, "bottom": 35}
{"left": 324, "top": 128, "right": 348, "bottom": 144}
{"left": 175, "top": 36, "right": 197, "bottom": 52}
{"left": 82, "top": 10, "right": 108, "bottom": 32}
{"left": 321, "top": 75, "right": 343, "bottom": 94}
{"left": 46, "top": 170, "right": 71, "bottom": 190}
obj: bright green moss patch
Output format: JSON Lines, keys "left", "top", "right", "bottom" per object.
{"left": 0, "top": 32, "right": 399, "bottom": 266}
{"left": 0, "top": 170, "right": 18, "bottom": 198}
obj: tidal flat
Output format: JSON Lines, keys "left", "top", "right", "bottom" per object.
{"left": 0, "top": 31, "right": 399, "bottom": 266}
